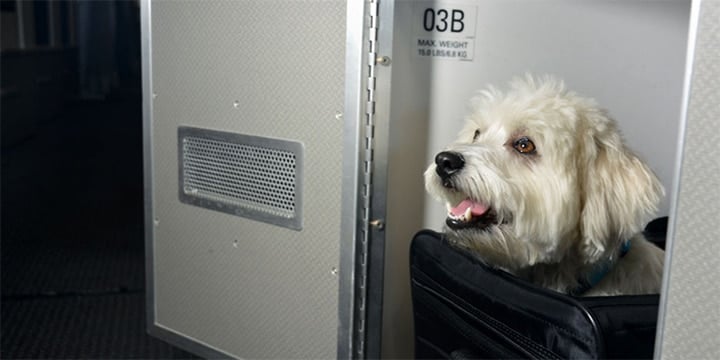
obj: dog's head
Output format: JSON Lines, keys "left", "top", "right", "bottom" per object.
{"left": 424, "top": 76, "right": 663, "bottom": 271}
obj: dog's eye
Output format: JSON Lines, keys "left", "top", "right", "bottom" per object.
{"left": 513, "top": 137, "right": 536, "bottom": 154}
{"left": 473, "top": 130, "right": 481, "bottom": 141}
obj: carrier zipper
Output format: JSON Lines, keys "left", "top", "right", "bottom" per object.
{"left": 413, "top": 283, "right": 523, "bottom": 359}
{"left": 413, "top": 270, "right": 562, "bottom": 359}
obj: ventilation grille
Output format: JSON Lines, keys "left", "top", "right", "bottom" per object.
{"left": 178, "top": 127, "right": 303, "bottom": 230}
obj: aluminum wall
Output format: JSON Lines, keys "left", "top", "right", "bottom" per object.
{"left": 657, "top": 0, "right": 720, "bottom": 358}
{"left": 143, "top": 1, "right": 350, "bottom": 357}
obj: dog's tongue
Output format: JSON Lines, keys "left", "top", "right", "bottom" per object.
{"left": 450, "top": 199, "right": 489, "bottom": 217}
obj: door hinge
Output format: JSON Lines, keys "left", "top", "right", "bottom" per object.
{"left": 353, "top": 0, "right": 381, "bottom": 357}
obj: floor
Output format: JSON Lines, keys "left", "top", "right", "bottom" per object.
{"left": 1, "top": 90, "right": 197, "bottom": 359}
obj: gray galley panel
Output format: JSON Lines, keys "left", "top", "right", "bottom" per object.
{"left": 146, "top": 0, "right": 346, "bottom": 358}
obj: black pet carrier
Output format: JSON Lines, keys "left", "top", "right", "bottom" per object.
{"left": 410, "top": 221, "right": 666, "bottom": 359}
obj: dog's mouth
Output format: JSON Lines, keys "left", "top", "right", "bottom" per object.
{"left": 445, "top": 198, "right": 501, "bottom": 230}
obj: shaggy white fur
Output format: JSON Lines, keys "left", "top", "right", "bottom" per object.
{"left": 424, "top": 75, "right": 665, "bottom": 296}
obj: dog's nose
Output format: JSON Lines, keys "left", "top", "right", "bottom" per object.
{"left": 435, "top": 151, "right": 465, "bottom": 179}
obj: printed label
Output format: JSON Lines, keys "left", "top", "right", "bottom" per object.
{"left": 414, "top": 3, "right": 478, "bottom": 61}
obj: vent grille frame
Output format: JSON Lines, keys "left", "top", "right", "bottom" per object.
{"left": 178, "top": 126, "right": 303, "bottom": 231}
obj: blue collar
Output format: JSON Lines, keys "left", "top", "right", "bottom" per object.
{"left": 570, "top": 240, "right": 631, "bottom": 296}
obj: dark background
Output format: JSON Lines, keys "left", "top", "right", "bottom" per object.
{"left": 2, "top": 1, "right": 195, "bottom": 358}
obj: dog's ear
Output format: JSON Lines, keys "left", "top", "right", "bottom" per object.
{"left": 579, "top": 112, "right": 664, "bottom": 263}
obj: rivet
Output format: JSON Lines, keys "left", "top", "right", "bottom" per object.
{"left": 370, "top": 219, "right": 385, "bottom": 231}
{"left": 376, "top": 56, "right": 391, "bottom": 66}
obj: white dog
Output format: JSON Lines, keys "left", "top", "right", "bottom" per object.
{"left": 424, "top": 76, "right": 665, "bottom": 296}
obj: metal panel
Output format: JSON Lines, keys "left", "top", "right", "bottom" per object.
{"left": 656, "top": 0, "right": 720, "bottom": 358}
{"left": 144, "top": 0, "right": 348, "bottom": 358}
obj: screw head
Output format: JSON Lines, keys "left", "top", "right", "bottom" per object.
{"left": 370, "top": 219, "right": 385, "bottom": 231}
{"left": 377, "top": 56, "right": 391, "bottom": 66}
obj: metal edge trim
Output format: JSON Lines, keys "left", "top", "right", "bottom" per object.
{"left": 148, "top": 324, "right": 236, "bottom": 359}
{"left": 140, "top": 0, "right": 156, "bottom": 336}
{"left": 364, "top": 0, "right": 396, "bottom": 358}
{"left": 653, "top": 0, "right": 702, "bottom": 358}
{"left": 337, "top": 0, "right": 368, "bottom": 358}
